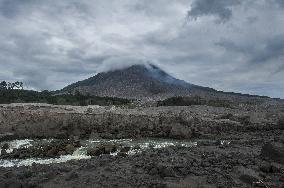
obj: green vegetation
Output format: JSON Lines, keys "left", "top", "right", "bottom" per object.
{"left": 0, "top": 89, "right": 131, "bottom": 106}
{"left": 0, "top": 81, "right": 23, "bottom": 90}
{"left": 157, "top": 96, "right": 234, "bottom": 108}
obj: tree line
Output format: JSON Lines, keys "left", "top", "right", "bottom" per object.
{"left": 0, "top": 81, "right": 24, "bottom": 90}
{"left": 0, "top": 83, "right": 132, "bottom": 106}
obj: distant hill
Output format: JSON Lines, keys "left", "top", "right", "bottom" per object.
{"left": 61, "top": 64, "right": 215, "bottom": 99}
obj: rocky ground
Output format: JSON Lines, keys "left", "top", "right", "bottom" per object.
{"left": 0, "top": 103, "right": 283, "bottom": 188}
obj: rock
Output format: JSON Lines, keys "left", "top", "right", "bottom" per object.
{"left": 197, "top": 140, "right": 219, "bottom": 146}
{"left": 169, "top": 124, "right": 192, "bottom": 139}
{"left": 87, "top": 144, "right": 118, "bottom": 156}
{"left": 217, "top": 113, "right": 233, "bottom": 120}
{"left": 47, "top": 147, "right": 58, "bottom": 157}
{"left": 58, "top": 151, "right": 67, "bottom": 156}
{"left": 259, "top": 162, "right": 272, "bottom": 173}
{"left": 120, "top": 146, "right": 131, "bottom": 153}
{"left": 87, "top": 147, "right": 103, "bottom": 156}
{"left": 157, "top": 165, "right": 176, "bottom": 177}
{"left": 201, "top": 161, "right": 210, "bottom": 167}
{"left": 0, "top": 133, "right": 15, "bottom": 141}
{"left": 1, "top": 179, "right": 23, "bottom": 188}
{"left": 65, "top": 144, "right": 76, "bottom": 155}
{"left": 101, "top": 133, "right": 113, "bottom": 139}
{"left": 261, "top": 142, "right": 284, "bottom": 164}
{"left": 236, "top": 166, "right": 260, "bottom": 185}
{"left": 117, "top": 152, "right": 128, "bottom": 157}
{"left": 86, "top": 108, "right": 93, "bottom": 113}
{"left": 237, "top": 115, "right": 251, "bottom": 125}
{"left": 89, "top": 132, "right": 101, "bottom": 140}
{"left": 73, "top": 140, "right": 81, "bottom": 147}
{"left": 167, "top": 176, "right": 215, "bottom": 188}
{"left": 1, "top": 143, "right": 9, "bottom": 150}
{"left": 278, "top": 116, "right": 284, "bottom": 128}
{"left": 1, "top": 148, "right": 34, "bottom": 159}
{"left": 1, "top": 149, "right": 7, "bottom": 156}
{"left": 133, "top": 145, "right": 141, "bottom": 150}
{"left": 270, "top": 163, "right": 281, "bottom": 173}
{"left": 17, "top": 170, "right": 33, "bottom": 179}
{"left": 65, "top": 171, "right": 78, "bottom": 181}
{"left": 103, "top": 144, "right": 118, "bottom": 154}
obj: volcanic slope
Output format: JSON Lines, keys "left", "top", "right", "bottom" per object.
{"left": 62, "top": 64, "right": 214, "bottom": 99}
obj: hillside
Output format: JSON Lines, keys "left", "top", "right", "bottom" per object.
{"left": 61, "top": 64, "right": 215, "bottom": 99}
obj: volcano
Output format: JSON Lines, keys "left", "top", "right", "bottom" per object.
{"left": 61, "top": 64, "right": 215, "bottom": 99}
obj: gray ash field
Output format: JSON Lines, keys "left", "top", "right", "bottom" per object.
{"left": 0, "top": 102, "right": 283, "bottom": 188}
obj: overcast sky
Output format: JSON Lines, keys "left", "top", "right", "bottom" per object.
{"left": 0, "top": 0, "right": 283, "bottom": 98}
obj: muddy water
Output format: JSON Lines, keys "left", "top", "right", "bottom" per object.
{"left": 0, "top": 139, "right": 198, "bottom": 168}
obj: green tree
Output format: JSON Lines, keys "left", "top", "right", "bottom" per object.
{"left": 14, "top": 81, "right": 24, "bottom": 89}
{"left": 0, "top": 81, "right": 7, "bottom": 90}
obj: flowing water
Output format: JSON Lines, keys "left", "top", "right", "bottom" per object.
{"left": 0, "top": 138, "right": 198, "bottom": 168}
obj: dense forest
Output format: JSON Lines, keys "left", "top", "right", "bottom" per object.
{"left": 0, "top": 81, "right": 131, "bottom": 106}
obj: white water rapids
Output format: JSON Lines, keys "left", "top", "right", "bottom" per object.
{"left": 0, "top": 139, "right": 198, "bottom": 168}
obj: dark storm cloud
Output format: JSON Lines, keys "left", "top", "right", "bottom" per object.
{"left": 0, "top": 0, "right": 37, "bottom": 18}
{"left": 13, "top": 69, "right": 49, "bottom": 90}
{"left": 273, "top": 0, "right": 284, "bottom": 8}
{"left": 251, "top": 35, "right": 284, "bottom": 64}
{"left": 0, "top": 0, "right": 283, "bottom": 98}
{"left": 187, "top": 0, "right": 243, "bottom": 22}
{"left": 217, "top": 35, "right": 284, "bottom": 64}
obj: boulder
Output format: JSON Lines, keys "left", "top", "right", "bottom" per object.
{"left": 261, "top": 142, "right": 284, "bottom": 164}
{"left": 65, "top": 171, "right": 78, "bottom": 181}
{"left": 58, "top": 151, "right": 67, "bottom": 156}
{"left": 103, "top": 143, "right": 118, "bottom": 154}
{"left": 155, "top": 164, "right": 176, "bottom": 178}
{"left": 87, "top": 147, "right": 104, "bottom": 156}
{"left": 46, "top": 147, "right": 58, "bottom": 157}
{"left": 217, "top": 113, "right": 233, "bottom": 120}
{"left": 236, "top": 166, "right": 260, "bottom": 185}
{"left": 259, "top": 162, "right": 280, "bottom": 174}
{"left": 117, "top": 152, "right": 128, "bottom": 157}
{"left": 120, "top": 146, "right": 131, "bottom": 153}
{"left": 1, "top": 149, "right": 7, "bottom": 155}
{"left": 0, "top": 133, "right": 15, "bottom": 142}
{"left": 133, "top": 145, "right": 141, "bottom": 150}
{"left": 65, "top": 144, "right": 76, "bottom": 155}
{"left": 89, "top": 131, "right": 101, "bottom": 140}
{"left": 169, "top": 124, "right": 192, "bottom": 139}
{"left": 87, "top": 143, "right": 118, "bottom": 156}
{"left": 259, "top": 162, "right": 272, "bottom": 173}
{"left": 1, "top": 143, "right": 9, "bottom": 150}
{"left": 278, "top": 116, "right": 284, "bottom": 129}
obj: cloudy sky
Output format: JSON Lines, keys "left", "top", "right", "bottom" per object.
{"left": 0, "top": 0, "right": 283, "bottom": 98}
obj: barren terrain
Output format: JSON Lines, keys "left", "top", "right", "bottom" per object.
{"left": 0, "top": 103, "right": 283, "bottom": 188}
